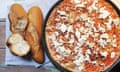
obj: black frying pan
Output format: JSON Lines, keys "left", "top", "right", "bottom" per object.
{"left": 42, "top": 0, "right": 120, "bottom": 72}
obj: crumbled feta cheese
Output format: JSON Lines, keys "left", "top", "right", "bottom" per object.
{"left": 85, "top": 22, "right": 91, "bottom": 27}
{"left": 107, "top": 39, "right": 111, "bottom": 43}
{"left": 100, "top": 51, "right": 108, "bottom": 58}
{"left": 87, "top": 18, "right": 94, "bottom": 26}
{"left": 72, "top": 0, "right": 81, "bottom": 4}
{"left": 56, "top": 55, "right": 62, "bottom": 60}
{"left": 69, "top": 37, "right": 74, "bottom": 43}
{"left": 74, "top": 48, "right": 84, "bottom": 66}
{"left": 86, "top": 49, "right": 91, "bottom": 54}
{"left": 106, "top": 24, "right": 112, "bottom": 30}
{"left": 87, "top": 0, "right": 98, "bottom": 12}
{"left": 53, "top": 41, "right": 61, "bottom": 48}
{"left": 93, "top": 27, "right": 99, "bottom": 32}
{"left": 111, "top": 52, "right": 115, "bottom": 58}
{"left": 84, "top": 54, "right": 90, "bottom": 61}
{"left": 98, "top": 39, "right": 107, "bottom": 48}
{"left": 56, "top": 46, "right": 65, "bottom": 54}
{"left": 64, "top": 49, "right": 71, "bottom": 56}
{"left": 113, "top": 35, "right": 116, "bottom": 38}
{"left": 57, "top": 10, "right": 67, "bottom": 16}
{"left": 75, "top": 29, "right": 81, "bottom": 38}
{"left": 86, "top": 42, "right": 95, "bottom": 49}
{"left": 99, "top": 7, "right": 110, "bottom": 19}
{"left": 55, "top": 18, "right": 60, "bottom": 22}
{"left": 65, "top": 32, "right": 69, "bottom": 38}
{"left": 49, "top": 34, "right": 56, "bottom": 41}
{"left": 78, "top": 65, "right": 84, "bottom": 72}
{"left": 94, "top": 33, "right": 99, "bottom": 37}
{"left": 100, "top": 33, "right": 109, "bottom": 39}
{"left": 58, "top": 24, "right": 67, "bottom": 32}
{"left": 80, "top": 14, "right": 88, "bottom": 21}
{"left": 91, "top": 61, "right": 97, "bottom": 65}
{"left": 112, "top": 39, "right": 117, "bottom": 47}
{"left": 79, "top": 26, "right": 85, "bottom": 33}
{"left": 75, "top": 2, "right": 87, "bottom": 8}
{"left": 112, "top": 44, "right": 117, "bottom": 48}
{"left": 113, "top": 18, "right": 120, "bottom": 26}
{"left": 98, "top": 25, "right": 105, "bottom": 33}
{"left": 67, "top": 25, "right": 73, "bottom": 32}
{"left": 73, "top": 54, "right": 84, "bottom": 66}
{"left": 105, "top": 17, "right": 113, "bottom": 30}
{"left": 55, "top": 32, "right": 59, "bottom": 36}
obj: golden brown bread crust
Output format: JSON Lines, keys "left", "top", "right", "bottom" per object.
{"left": 8, "top": 3, "right": 28, "bottom": 33}
{"left": 28, "top": 6, "right": 43, "bottom": 40}
{"left": 24, "top": 6, "right": 44, "bottom": 64}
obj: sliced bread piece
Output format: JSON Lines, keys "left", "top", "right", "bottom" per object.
{"left": 7, "top": 33, "right": 30, "bottom": 56}
{"left": 10, "top": 40, "right": 30, "bottom": 56}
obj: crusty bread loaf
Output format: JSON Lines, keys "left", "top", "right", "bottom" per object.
{"left": 28, "top": 6, "right": 43, "bottom": 40}
{"left": 8, "top": 4, "right": 28, "bottom": 33}
{"left": 7, "top": 33, "right": 30, "bottom": 56}
{"left": 24, "top": 6, "right": 44, "bottom": 63}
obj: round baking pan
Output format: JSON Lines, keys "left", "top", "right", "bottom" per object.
{"left": 42, "top": 0, "right": 120, "bottom": 72}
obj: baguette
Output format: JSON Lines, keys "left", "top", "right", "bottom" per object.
{"left": 8, "top": 4, "right": 28, "bottom": 33}
{"left": 24, "top": 6, "right": 44, "bottom": 63}
{"left": 7, "top": 33, "right": 30, "bottom": 56}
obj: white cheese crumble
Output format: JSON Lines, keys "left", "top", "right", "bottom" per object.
{"left": 57, "top": 10, "right": 67, "bottom": 16}
{"left": 75, "top": 2, "right": 87, "bottom": 8}
{"left": 67, "top": 25, "right": 73, "bottom": 32}
{"left": 91, "top": 61, "right": 97, "bottom": 65}
{"left": 80, "top": 13, "right": 88, "bottom": 21}
{"left": 93, "top": 27, "right": 99, "bottom": 32}
{"left": 53, "top": 41, "right": 62, "bottom": 48}
{"left": 105, "top": 16, "right": 113, "bottom": 30}
{"left": 100, "top": 33, "right": 109, "bottom": 39}
{"left": 75, "top": 29, "right": 81, "bottom": 39}
{"left": 56, "top": 46, "right": 71, "bottom": 56}
{"left": 68, "top": 35, "right": 75, "bottom": 43}
{"left": 99, "top": 7, "right": 110, "bottom": 19}
{"left": 86, "top": 42, "right": 95, "bottom": 49}
{"left": 55, "top": 18, "right": 60, "bottom": 22}
{"left": 74, "top": 48, "right": 84, "bottom": 63}
{"left": 73, "top": 51, "right": 84, "bottom": 66}
{"left": 112, "top": 39, "right": 117, "bottom": 47}
{"left": 79, "top": 26, "right": 85, "bottom": 33}
{"left": 55, "top": 32, "right": 59, "bottom": 36}
{"left": 58, "top": 24, "right": 67, "bottom": 32}
{"left": 100, "top": 51, "right": 108, "bottom": 58}
{"left": 86, "top": 49, "right": 91, "bottom": 55}
{"left": 84, "top": 54, "right": 90, "bottom": 61}
{"left": 87, "top": 0, "right": 98, "bottom": 13}
{"left": 98, "top": 24, "right": 105, "bottom": 33}
{"left": 111, "top": 52, "right": 115, "bottom": 58}
{"left": 56, "top": 46, "right": 65, "bottom": 53}
{"left": 113, "top": 18, "right": 120, "bottom": 26}
{"left": 49, "top": 34, "right": 56, "bottom": 41}
{"left": 98, "top": 39, "right": 107, "bottom": 48}
{"left": 71, "top": 0, "right": 81, "bottom": 4}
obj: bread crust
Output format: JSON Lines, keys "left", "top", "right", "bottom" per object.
{"left": 28, "top": 6, "right": 43, "bottom": 40}
{"left": 8, "top": 3, "right": 28, "bottom": 33}
{"left": 24, "top": 6, "right": 44, "bottom": 63}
